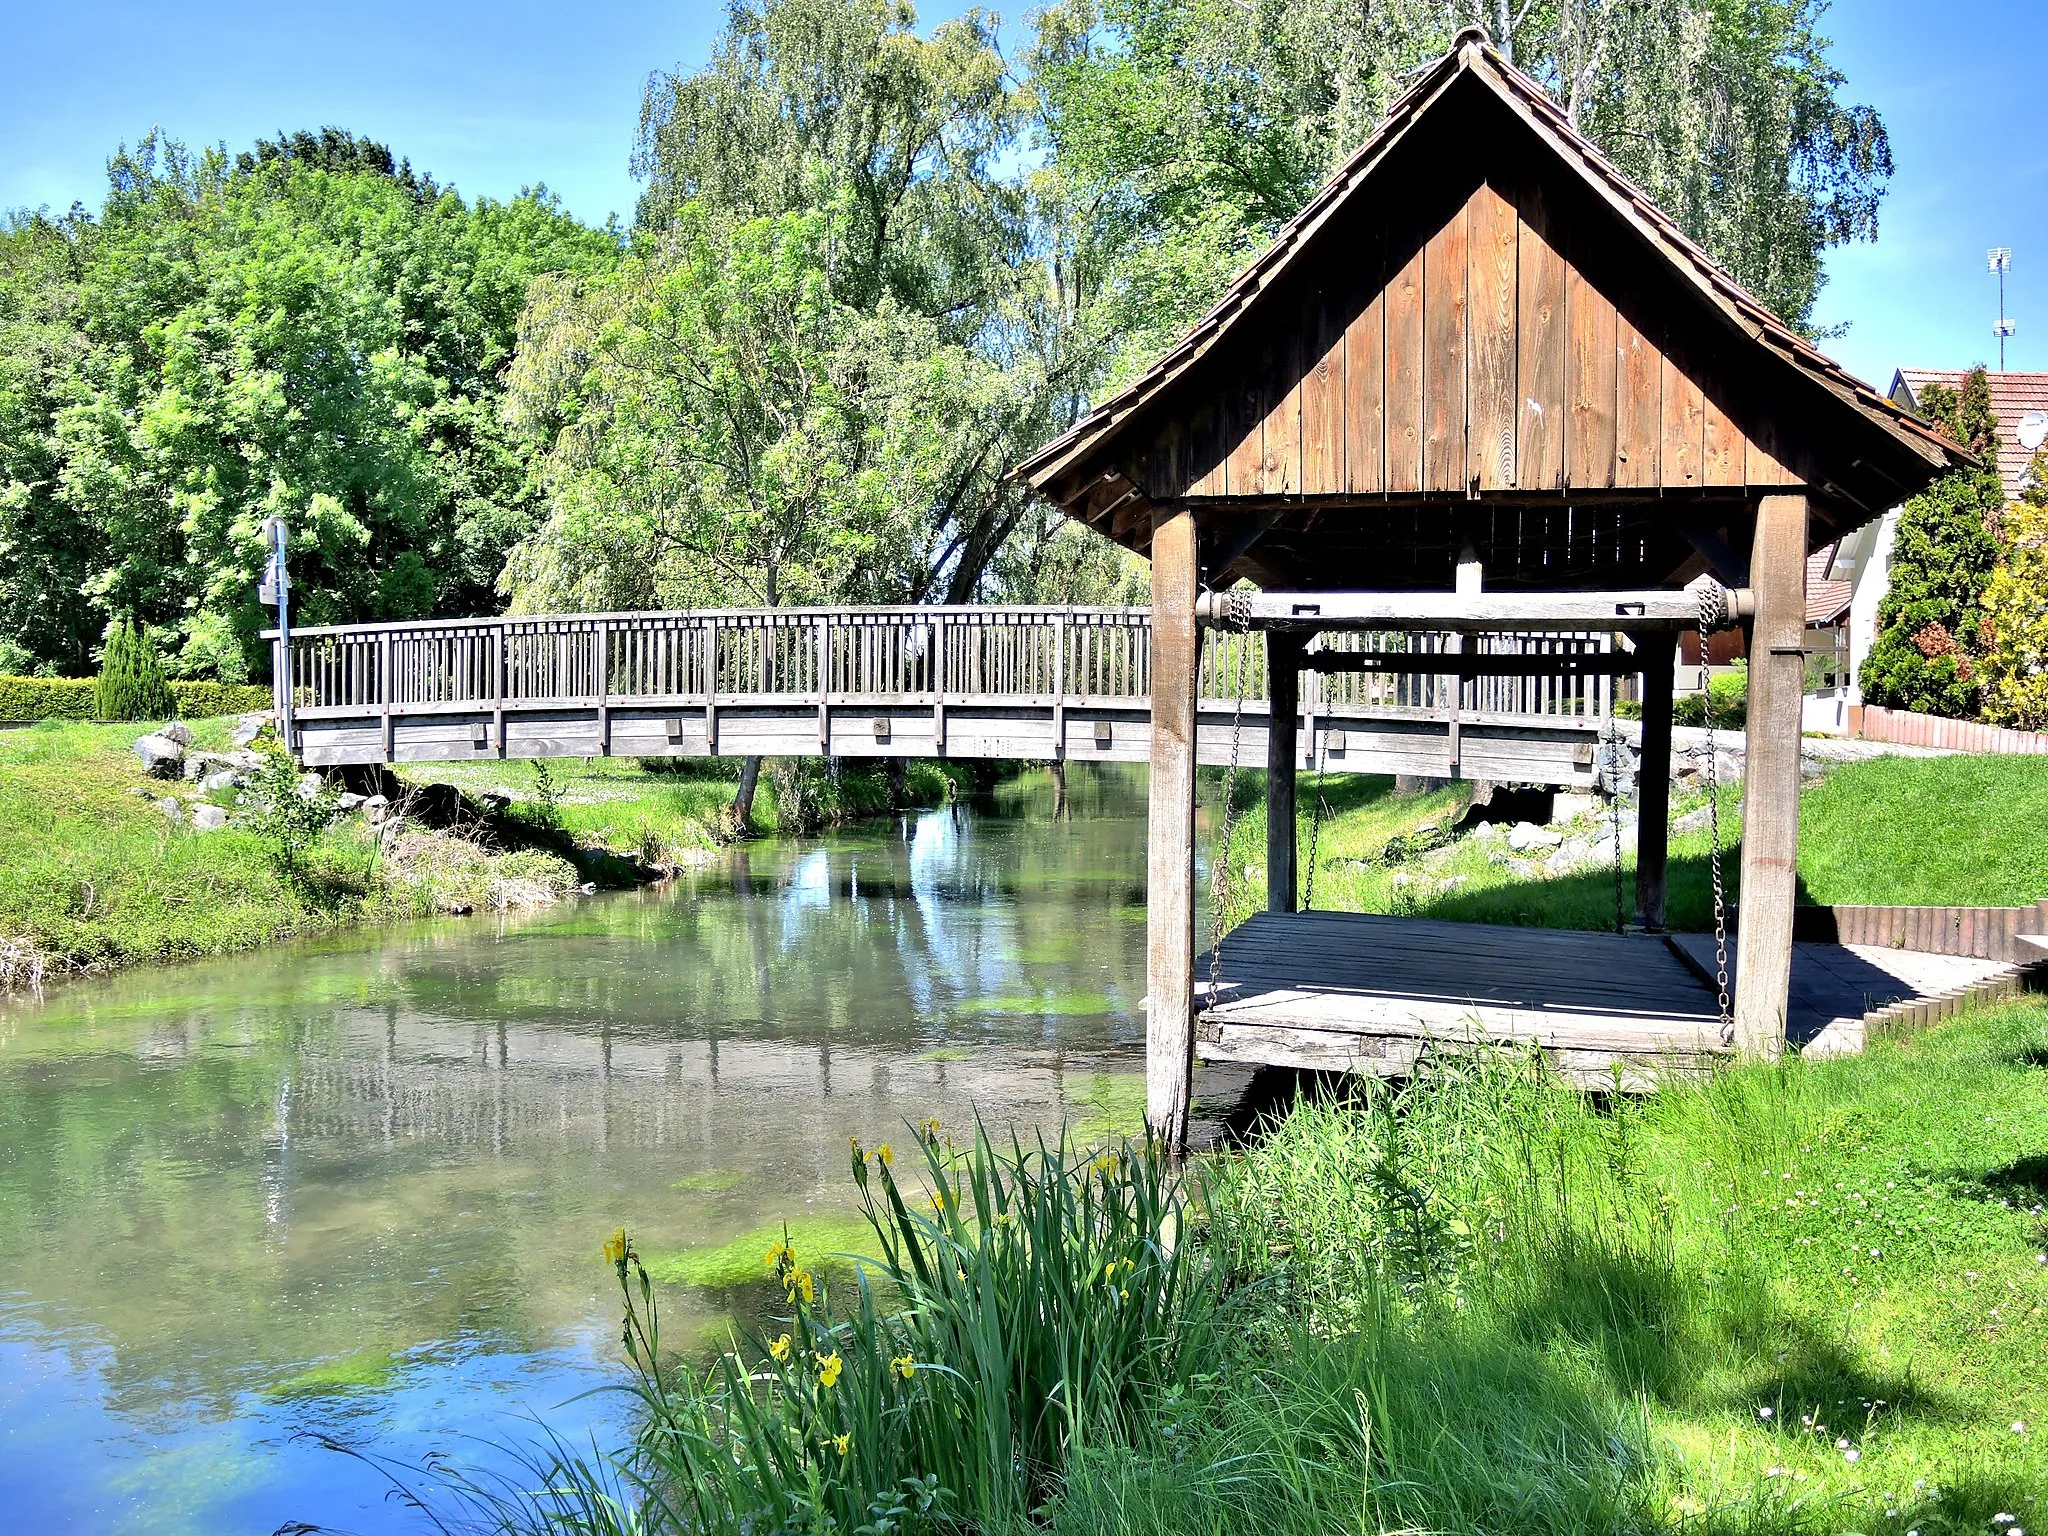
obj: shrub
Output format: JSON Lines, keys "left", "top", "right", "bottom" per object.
{"left": 0, "top": 676, "right": 271, "bottom": 722}
{"left": 1673, "top": 664, "right": 1746, "bottom": 728}
{"left": 93, "top": 619, "right": 178, "bottom": 722}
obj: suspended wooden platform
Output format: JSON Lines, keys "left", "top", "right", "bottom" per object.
{"left": 1195, "top": 911, "right": 2024, "bottom": 1089}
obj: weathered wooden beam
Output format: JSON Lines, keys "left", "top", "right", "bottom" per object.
{"left": 1633, "top": 631, "right": 1678, "bottom": 931}
{"left": 1147, "top": 507, "right": 1200, "bottom": 1151}
{"left": 1266, "top": 633, "right": 1304, "bottom": 912}
{"left": 1732, "top": 492, "right": 1808, "bottom": 1059}
{"left": 1305, "top": 650, "right": 1639, "bottom": 679}
{"left": 1194, "top": 587, "right": 1745, "bottom": 633}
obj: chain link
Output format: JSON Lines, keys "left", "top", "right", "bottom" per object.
{"left": 1607, "top": 702, "right": 1626, "bottom": 935}
{"left": 1697, "top": 583, "right": 1734, "bottom": 1041}
{"left": 1303, "top": 781, "right": 1328, "bottom": 910}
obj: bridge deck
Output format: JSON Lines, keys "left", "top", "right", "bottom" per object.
{"left": 275, "top": 605, "right": 1624, "bottom": 787}
{"left": 1194, "top": 911, "right": 2017, "bottom": 1087}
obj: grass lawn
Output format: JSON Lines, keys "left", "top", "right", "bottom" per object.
{"left": 1213, "top": 751, "right": 2048, "bottom": 932}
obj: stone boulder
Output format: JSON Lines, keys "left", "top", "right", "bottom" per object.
{"left": 231, "top": 713, "right": 269, "bottom": 747}
{"left": 160, "top": 721, "right": 193, "bottom": 746}
{"left": 202, "top": 769, "right": 241, "bottom": 793}
{"left": 295, "top": 771, "right": 326, "bottom": 802}
{"left": 134, "top": 733, "right": 185, "bottom": 778}
{"left": 335, "top": 792, "right": 365, "bottom": 813}
{"left": 190, "top": 803, "right": 229, "bottom": 831}
{"left": 361, "top": 793, "right": 391, "bottom": 826}
{"left": 155, "top": 796, "right": 185, "bottom": 824}
{"left": 1506, "top": 821, "right": 1563, "bottom": 854}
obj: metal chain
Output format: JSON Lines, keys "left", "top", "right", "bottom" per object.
{"left": 1206, "top": 600, "right": 1254, "bottom": 1003}
{"left": 1303, "top": 782, "right": 1328, "bottom": 910}
{"left": 1696, "top": 583, "right": 1734, "bottom": 1040}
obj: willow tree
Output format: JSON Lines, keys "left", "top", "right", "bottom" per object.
{"left": 1032, "top": 0, "right": 1892, "bottom": 376}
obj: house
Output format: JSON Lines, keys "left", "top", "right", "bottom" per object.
{"left": 1801, "top": 368, "right": 2048, "bottom": 733}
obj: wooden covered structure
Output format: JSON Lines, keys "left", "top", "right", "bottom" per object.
{"left": 1016, "top": 28, "right": 1967, "bottom": 1146}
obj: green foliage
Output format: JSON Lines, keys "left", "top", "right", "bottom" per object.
{"left": 0, "top": 675, "right": 268, "bottom": 721}
{"left": 524, "top": 759, "right": 564, "bottom": 832}
{"left": 1861, "top": 366, "right": 2004, "bottom": 719}
{"left": 1982, "top": 452, "right": 2048, "bottom": 731}
{"left": 1034, "top": 0, "right": 1893, "bottom": 377}
{"left": 92, "top": 617, "right": 177, "bottom": 722}
{"left": 240, "top": 738, "right": 341, "bottom": 880}
{"left": 0, "top": 129, "right": 617, "bottom": 678}
{"left": 1672, "top": 664, "right": 1747, "bottom": 727}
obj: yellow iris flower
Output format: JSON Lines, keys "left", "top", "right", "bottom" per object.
{"left": 769, "top": 1333, "right": 793, "bottom": 1363}
{"left": 891, "top": 1354, "right": 916, "bottom": 1380}
{"left": 602, "top": 1228, "right": 627, "bottom": 1265}
{"left": 816, "top": 1351, "right": 843, "bottom": 1388}
{"left": 873, "top": 1143, "right": 894, "bottom": 1168}
{"left": 764, "top": 1242, "right": 794, "bottom": 1273}
{"left": 832, "top": 1432, "right": 851, "bottom": 1456}
{"left": 786, "top": 1267, "right": 815, "bottom": 1305}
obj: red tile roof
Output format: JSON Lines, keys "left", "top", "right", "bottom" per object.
{"left": 1891, "top": 368, "right": 2048, "bottom": 503}
{"left": 1806, "top": 546, "right": 1851, "bottom": 626}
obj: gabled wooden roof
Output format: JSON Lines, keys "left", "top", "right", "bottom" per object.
{"left": 1015, "top": 28, "right": 1967, "bottom": 587}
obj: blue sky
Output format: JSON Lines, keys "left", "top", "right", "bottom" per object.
{"left": 2, "top": 0, "right": 2042, "bottom": 388}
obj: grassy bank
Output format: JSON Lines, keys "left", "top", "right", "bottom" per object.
{"left": 448, "top": 997, "right": 2047, "bottom": 1535}
{"left": 1213, "top": 751, "right": 2048, "bottom": 931}
{"left": 0, "top": 720, "right": 577, "bottom": 983}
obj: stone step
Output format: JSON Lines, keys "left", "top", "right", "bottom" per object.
{"left": 2017, "top": 933, "right": 2048, "bottom": 957}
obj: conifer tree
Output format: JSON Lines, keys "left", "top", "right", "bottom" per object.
{"left": 1858, "top": 367, "right": 2002, "bottom": 719}
{"left": 94, "top": 618, "right": 178, "bottom": 722}
{"left": 1981, "top": 448, "right": 2048, "bottom": 730}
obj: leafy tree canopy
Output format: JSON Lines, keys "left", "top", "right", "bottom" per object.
{"left": 0, "top": 129, "right": 617, "bottom": 678}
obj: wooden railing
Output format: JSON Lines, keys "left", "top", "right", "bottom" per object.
{"left": 277, "top": 605, "right": 1615, "bottom": 722}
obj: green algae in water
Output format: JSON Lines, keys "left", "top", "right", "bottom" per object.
{"left": 646, "top": 1214, "right": 879, "bottom": 1290}
{"left": 269, "top": 1347, "right": 402, "bottom": 1398}
{"left": 961, "top": 991, "right": 1118, "bottom": 1017}
{"left": 1067, "top": 1072, "right": 1146, "bottom": 1141}
{"left": 671, "top": 1168, "right": 750, "bottom": 1194}
{"left": 917, "top": 1046, "right": 973, "bottom": 1061}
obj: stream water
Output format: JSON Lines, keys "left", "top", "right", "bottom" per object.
{"left": 0, "top": 767, "right": 1157, "bottom": 1534}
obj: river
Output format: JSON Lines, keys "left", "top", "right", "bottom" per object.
{"left": 0, "top": 766, "right": 1158, "bottom": 1534}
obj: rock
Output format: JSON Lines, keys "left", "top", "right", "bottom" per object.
{"left": 1414, "top": 821, "right": 1439, "bottom": 835}
{"left": 443, "top": 902, "right": 475, "bottom": 917}
{"left": 202, "top": 769, "right": 241, "bottom": 793}
{"left": 225, "top": 749, "right": 263, "bottom": 771}
{"left": 133, "top": 733, "right": 185, "bottom": 778}
{"left": 480, "top": 792, "right": 511, "bottom": 814}
{"left": 1714, "top": 750, "right": 1745, "bottom": 783}
{"left": 159, "top": 722, "right": 193, "bottom": 746}
{"left": 1548, "top": 792, "right": 1595, "bottom": 826}
{"left": 1470, "top": 820, "right": 1504, "bottom": 843}
{"left": 1800, "top": 758, "right": 1824, "bottom": 780}
{"left": 1390, "top": 872, "right": 1414, "bottom": 890}
{"left": 190, "top": 803, "right": 229, "bottom": 831}
{"left": 231, "top": 714, "right": 268, "bottom": 747}
{"left": 295, "top": 771, "right": 325, "bottom": 802}
{"left": 155, "top": 796, "right": 185, "bottom": 824}
{"left": 578, "top": 882, "right": 597, "bottom": 895}
{"left": 362, "top": 793, "right": 391, "bottom": 825}
{"left": 1438, "top": 875, "right": 1467, "bottom": 893}
{"left": 126, "top": 785, "right": 155, "bottom": 798}
{"left": 1673, "top": 805, "right": 1714, "bottom": 835}
{"left": 1506, "top": 821, "right": 1563, "bottom": 853}
{"left": 334, "top": 792, "right": 365, "bottom": 812}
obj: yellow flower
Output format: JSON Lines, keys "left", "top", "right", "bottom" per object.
{"left": 788, "top": 1267, "right": 815, "bottom": 1305}
{"left": 922, "top": 1117, "right": 942, "bottom": 1141}
{"left": 873, "top": 1142, "right": 894, "bottom": 1168}
{"left": 927, "top": 1191, "right": 947, "bottom": 1213}
{"left": 832, "top": 1431, "right": 851, "bottom": 1456}
{"left": 602, "top": 1228, "right": 627, "bottom": 1266}
{"left": 769, "top": 1333, "right": 793, "bottom": 1364}
{"left": 764, "top": 1241, "right": 794, "bottom": 1273}
{"left": 891, "top": 1354, "right": 916, "bottom": 1380}
{"left": 816, "top": 1351, "right": 843, "bottom": 1388}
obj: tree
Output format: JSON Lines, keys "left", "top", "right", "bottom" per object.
{"left": 1981, "top": 450, "right": 2048, "bottom": 731}
{"left": 93, "top": 615, "right": 176, "bottom": 721}
{"left": 1858, "top": 367, "right": 2002, "bottom": 719}
{"left": 0, "top": 129, "right": 617, "bottom": 679}
{"left": 1031, "top": 0, "right": 1892, "bottom": 377}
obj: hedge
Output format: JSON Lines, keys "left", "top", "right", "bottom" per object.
{"left": 0, "top": 676, "right": 272, "bottom": 722}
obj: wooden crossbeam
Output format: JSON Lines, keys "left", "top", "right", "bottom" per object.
{"left": 1195, "top": 586, "right": 1747, "bottom": 633}
{"left": 1306, "top": 650, "right": 1642, "bottom": 679}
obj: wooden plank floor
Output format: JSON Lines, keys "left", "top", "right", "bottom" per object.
{"left": 1195, "top": 911, "right": 2019, "bottom": 1088}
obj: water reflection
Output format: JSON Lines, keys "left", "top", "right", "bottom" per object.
{"left": 0, "top": 766, "right": 1150, "bottom": 1534}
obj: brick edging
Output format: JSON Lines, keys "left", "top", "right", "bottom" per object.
{"left": 1780, "top": 902, "right": 2048, "bottom": 964}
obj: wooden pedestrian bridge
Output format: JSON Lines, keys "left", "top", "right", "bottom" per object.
{"left": 275, "top": 600, "right": 1652, "bottom": 790}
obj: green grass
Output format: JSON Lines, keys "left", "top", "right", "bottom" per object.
{"left": 0, "top": 720, "right": 575, "bottom": 983}
{"left": 1214, "top": 752, "right": 2048, "bottom": 935}
{"left": 448, "top": 1000, "right": 2048, "bottom": 1536}
{"left": 644, "top": 1214, "right": 880, "bottom": 1290}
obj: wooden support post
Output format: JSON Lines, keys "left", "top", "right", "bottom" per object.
{"left": 1733, "top": 492, "right": 1809, "bottom": 1059}
{"left": 1633, "top": 630, "right": 1678, "bottom": 930}
{"left": 379, "top": 632, "right": 394, "bottom": 763}
{"left": 1266, "top": 633, "right": 1303, "bottom": 913}
{"left": 1147, "top": 507, "right": 1199, "bottom": 1150}
{"left": 595, "top": 622, "right": 611, "bottom": 755}
{"left": 491, "top": 625, "right": 505, "bottom": 757}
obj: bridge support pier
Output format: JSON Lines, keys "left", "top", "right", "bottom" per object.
{"left": 1146, "top": 507, "right": 1199, "bottom": 1152}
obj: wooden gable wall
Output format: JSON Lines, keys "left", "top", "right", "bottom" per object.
{"left": 1123, "top": 116, "right": 1805, "bottom": 506}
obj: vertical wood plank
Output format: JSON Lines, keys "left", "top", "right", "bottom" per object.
{"left": 1734, "top": 492, "right": 1810, "bottom": 1060}
{"left": 1344, "top": 276, "right": 1386, "bottom": 495}
{"left": 1225, "top": 341, "right": 1268, "bottom": 495}
{"left": 1423, "top": 202, "right": 1470, "bottom": 492}
{"left": 1147, "top": 506, "right": 1200, "bottom": 1150}
{"left": 1467, "top": 182, "right": 1519, "bottom": 490}
{"left": 1300, "top": 285, "right": 1345, "bottom": 495}
{"left": 1615, "top": 313, "right": 1663, "bottom": 488}
{"left": 1385, "top": 240, "right": 1426, "bottom": 492}
{"left": 1702, "top": 383, "right": 1743, "bottom": 486}
{"left": 1260, "top": 328, "right": 1304, "bottom": 496}
{"left": 1564, "top": 263, "right": 1616, "bottom": 487}
{"left": 1517, "top": 185, "right": 1568, "bottom": 490}
{"left": 1662, "top": 346, "right": 1706, "bottom": 488}
{"left": 1633, "top": 632, "right": 1677, "bottom": 929}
